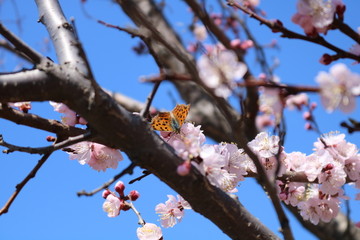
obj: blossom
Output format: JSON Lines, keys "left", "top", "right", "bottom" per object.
{"left": 316, "top": 63, "right": 360, "bottom": 113}
{"left": 68, "top": 141, "right": 123, "bottom": 171}
{"left": 283, "top": 151, "right": 307, "bottom": 172}
{"left": 248, "top": 132, "right": 280, "bottom": 158}
{"left": 259, "top": 85, "right": 283, "bottom": 123}
{"left": 155, "top": 195, "right": 191, "bottom": 228}
{"left": 285, "top": 93, "right": 309, "bottom": 110}
{"left": 317, "top": 160, "right": 346, "bottom": 195}
{"left": 49, "top": 101, "right": 87, "bottom": 126}
{"left": 103, "top": 194, "right": 121, "bottom": 217}
{"left": 137, "top": 223, "right": 163, "bottom": 240}
{"left": 314, "top": 132, "right": 358, "bottom": 163}
{"left": 197, "top": 49, "right": 247, "bottom": 98}
{"left": 161, "top": 123, "right": 205, "bottom": 160}
{"left": 292, "top": 0, "right": 341, "bottom": 35}
{"left": 277, "top": 181, "right": 306, "bottom": 207}
{"left": 198, "top": 144, "right": 236, "bottom": 192}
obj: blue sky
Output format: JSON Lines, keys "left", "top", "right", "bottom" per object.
{"left": 1, "top": 0, "right": 360, "bottom": 239}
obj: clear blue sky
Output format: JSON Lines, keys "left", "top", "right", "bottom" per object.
{"left": 1, "top": 1, "right": 360, "bottom": 239}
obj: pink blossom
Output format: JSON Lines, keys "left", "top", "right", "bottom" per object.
{"left": 220, "top": 143, "right": 249, "bottom": 182}
{"left": 198, "top": 144, "right": 238, "bottom": 192}
{"left": 68, "top": 141, "right": 123, "bottom": 172}
{"left": 292, "top": 0, "right": 338, "bottom": 35}
{"left": 102, "top": 194, "right": 121, "bottom": 217}
{"left": 283, "top": 151, "right": 307, "bottom": 172}
{"left": 298, "top": 197, "right": 321, "bottom": 225}
{"left": 49, "top": 101, "right": 88, "bottom": 126}
{"left": 259, "top": 86, "right": 283, "bottom": 123}
{"left": 277, "top": 181, "right": 306, "bottom": 207}
{"left": 316, "top": 63, "right": 360, "bottom": 113}
{"left": 162, "top": 123, "right": 205, "bottom": 160}
{"left": 303, "top": 153, "right": 324, "bottom": 182}
{"left": 136, "top": 223, "right": 163, "bottom": 240}
{"left": 255, "top": 114, "right": 275, "bottom": 130}
{"left": 285, "top": 93, "right": 309, "bottom": 110}
{"left": 314, "top": 132, "right": 358, "bottom": 163}
{"left": 155, "top": 195, "right": 191, "bottom": 228}
{"left": 318, "top": 160, "right": 346, "bottom": 195}
{"left": 344, "top": 156, "right": 360, "bottom": 182}
{"left": 197, "top": 49, "right": 247, "bottom": 98}
{"left": 248, "top": 132, "right": 280, "bottom": 158}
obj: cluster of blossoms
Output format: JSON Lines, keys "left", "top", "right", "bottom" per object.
{"left": 292, "top": 0, "right": 345, "bottom": 36}
{"left": 160, "top": 123, "right": 360, "bottom": 225}
{"left": 102, "top": 181, "right": 165, "bottom": 240}
{"left": 102, "top": 181, "right": 140, "bottom": 217}
{"left": 278, "top": 132, "right": 360, "bottom": 224}
{"left": 50, "top": 102, "right": 124, "bottom": 171}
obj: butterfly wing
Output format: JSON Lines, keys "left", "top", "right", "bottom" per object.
{"left": 171, "top": 104, "right": 190, "bottom": 127}
{"left": 151, "top": 112, "right": 174, "bottom": 132}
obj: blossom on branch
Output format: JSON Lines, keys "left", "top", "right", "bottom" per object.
{"left": 292, "top": 0, "right": 344, "bottom": 35}
{"left": 155, "top": 195, "right": 191, "bottom": 228}
{"left": 68, "top": 142, "right": 123, "bottom": 171}
{"left": 50, "top": 101, "right": 88, "bottom": 126}
{"left": 316, "top": 63, "right": 360, "bottom": 113}
{"left": 137, "top": 223, "right": 163, "bottom": 240}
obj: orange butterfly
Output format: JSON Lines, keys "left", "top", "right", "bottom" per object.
{"left": 151, "top": 104, "right": 190, "bottom": 133}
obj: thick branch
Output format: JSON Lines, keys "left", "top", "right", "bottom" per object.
{"left": 0, "top": 68, "right": 61, "bottom": 103}
{"left": 35, "top": 0, "right": 89, "bottom": 74}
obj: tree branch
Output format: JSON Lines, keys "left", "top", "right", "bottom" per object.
{"left": 0, "top": 23, "right": 44, "bottom": 64}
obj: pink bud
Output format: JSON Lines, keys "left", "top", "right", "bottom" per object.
{"left": 304, "top": 122, "right": 312, "bottom": 130}
{"left": 102, "top": 189, "right": 112, "bottom": 199}
{"left": 177, "top": 161, "right": 191, "bottom": 176}
{"left": 128, "top": 190, "right": 140, "bottom": 201}
{"left": 303, "top": 111, "right": 311, "bottom": 120}
{"left": 115, "top": 181, "right": 125, "bottom": 196}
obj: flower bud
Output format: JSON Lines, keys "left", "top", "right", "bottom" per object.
{"left": 115, "top": 181, "right": 125, "bottom": 196}
{"left": 102, "top": 189, "right": 112, "bottom": 199}
{"left": 177, "top": 161, "right": 191, "bottom": 176}
{"left": 128, "top": 190, "right": 140, "bottom": 201}
{"left": 319, "top": 54, "right": 333, "bottom": 65}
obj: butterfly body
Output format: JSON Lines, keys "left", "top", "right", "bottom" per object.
{"left": 151, "top": 104, "right": 190, "bottom": 133}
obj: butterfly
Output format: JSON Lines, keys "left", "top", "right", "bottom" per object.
{"left": 151, "top": 104, "right": 190, "bottom": 133}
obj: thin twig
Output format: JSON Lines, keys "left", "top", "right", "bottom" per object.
{"left": 1, "top": 131, "right": 93, "bottom": 154}
{"left": 0, "top": 152, "right": 52, "bottom": 215}
{"left": 0, "top": 23, "right": 44, "bottom": 64}
{"left": 77, "top": 162, "right": 137, "bottom": 197}
{"left": 0, "top": 104, "right": 86, "bottom": 137}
